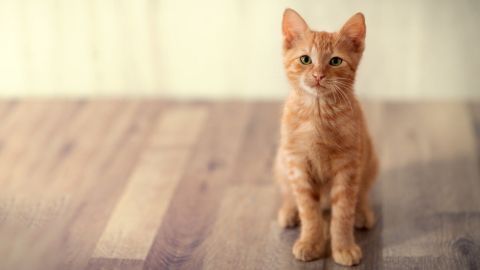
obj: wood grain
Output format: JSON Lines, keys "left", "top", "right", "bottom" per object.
{"left": 92, "top": 106, "right": 208, "bottom": 260}
{"left": 143, "top": 102, "right": 252, "bottom": 270}
{"left": 0, "top": 100, "right": 478, "bottom": 270}
{"left": 0, "top": 101, "right": 161, "bottom": 270}
{"left": 201, "top": 185, "right": 278, "bottom": 270}
{"left": 377, "top": 102, "right": 480, "bottom": 269}
{"left": 470, "top": 102, "right": 480, "bottom": 170}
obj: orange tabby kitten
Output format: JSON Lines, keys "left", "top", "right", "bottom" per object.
{"left": 274, "top": 9, "right": 378, "bottom": 266}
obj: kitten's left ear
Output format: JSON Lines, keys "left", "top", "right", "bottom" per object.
{"left": 339, "top": 12, "right": 366, "bottom": 52}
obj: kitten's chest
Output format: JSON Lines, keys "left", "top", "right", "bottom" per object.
{"left": 291, "top": 119, "right": 349, "bottom": 181}
{"left": 293, "top": 120, "right": 316, "bottom": 138}
{"left": 290, "top": 120, "right": 320, "bottom": 152}
{"left": 291, "top": 119, "right": 342, "bottom": 149}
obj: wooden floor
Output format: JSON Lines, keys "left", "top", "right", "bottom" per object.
{"left": 0, "top": 100, "right": 479, "bottom": 270}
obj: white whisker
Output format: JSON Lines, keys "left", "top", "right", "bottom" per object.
{"left": 323, "top": 78, "right": 354, "bottom": 113}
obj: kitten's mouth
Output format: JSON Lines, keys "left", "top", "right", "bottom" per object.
{"left": 308, "top": 79, "right": 326, "bottom": 89}
{"left": 311, "top": 82, "right": 326, "bottom": 90}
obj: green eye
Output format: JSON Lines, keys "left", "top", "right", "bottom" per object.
{"left": 329, "top": 57, "right": 343, "bottom": 66}
{"left": 299, "top": 55, "right": 312, "bottom": 65}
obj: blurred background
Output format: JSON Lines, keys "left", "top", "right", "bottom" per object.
{"left": 0, "top": 0, "right": 479, "bottom": 100}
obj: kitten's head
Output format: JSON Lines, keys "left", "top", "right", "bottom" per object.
{"left": 282, "top": 9, "right": 366, "bottom": 97}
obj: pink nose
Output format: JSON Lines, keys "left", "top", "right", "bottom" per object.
{"left": 312, "top": 72, "right": 325, "bottom": 81}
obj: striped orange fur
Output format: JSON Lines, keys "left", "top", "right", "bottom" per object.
{"left": 274, "top": 9, "right": 378, "bottom": 266}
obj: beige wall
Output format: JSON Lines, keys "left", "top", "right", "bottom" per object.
{"left": 0, "top": 0, "right": 478, "bottom": 99}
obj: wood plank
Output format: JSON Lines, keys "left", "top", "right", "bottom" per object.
{"left": 143, "top": 102, "right": 251, "bottom": 270}
{"left": 377, "top": 102, "right": 480, "bottom": 268}
{"left": 0, "top": 101, "right": 83, "bottom": 236}
{"left": 190, "top": 102, "right": 287, "bottom": 269}
{"left": 55, "top": 101, "right": 161, "bottom": 270}
{"left": 0, "top": 100, "right": 121, "bottom": 269}
{"left": 87, "top": 258, "right": 144, "bottom": 270}
{"left": 91, "top": 106, "right": 208, "bottom": 260}
{"left": 16, "top": 101, "right": 87, "bottom": 193}
{"left": 0, "top": 101, "right": 54, "bottom": 185}
{"left": 201, "top": 186, "right": 279, "bottom": 270}
{"left": 0, "top": 101, "right": 478, "bottom": 270}
{"left": 5, "top": 101, "right": 84, "bottom": 193}
{"left": 228, "top": 102, "right": 281, "bottom": 186}
{"left": 470, "top": 102, "right": 480, "bottom": 169}
{"left": 0, "top": 100, "right": 17, "bottom": 125}
{"left": 0, "top": 101, "right": 161, "bottom": 270}
{"left": 383, "top": 254, "right": 480, "bottom": 270}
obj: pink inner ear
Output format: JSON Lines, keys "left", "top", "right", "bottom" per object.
{"left": 339, "top": 13, "right": 366, "bottom": 51}
{"left": 282, "top": 9, "right": 309, "bottom": 43}
{"left": 342, "top": 24, "right": 365, "bottom": 40}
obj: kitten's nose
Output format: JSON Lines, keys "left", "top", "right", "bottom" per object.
{"left": 312, "top": 72, "right": 325, "bottom": 81}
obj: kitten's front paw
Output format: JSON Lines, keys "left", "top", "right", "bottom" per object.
{"left": 355, "top": 208, "right": 376, "bottom": 229}
{"left": 292, "top": 239, "right": 326, "bottom": 261}
{"left": 277, "top": 207, "right": 299, "bottom": 228}
{"left": 332, "top": 244, "right": 362, "bottom": 266}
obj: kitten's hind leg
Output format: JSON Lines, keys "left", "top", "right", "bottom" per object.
{"left": 354, "top": 192, "right": 375, "bottom": 229}
{"left": 275, "top": 151, "right": 300, "bottom": 228}
{"left": 355, "top": 153, "right": 378, "bottom": 229}
{"left": 278, "top": 190, "right": 299, "bottom": 228}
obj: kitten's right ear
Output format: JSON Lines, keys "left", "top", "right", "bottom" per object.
{"left": 339, "top": 13, "right": 366, "bottom": 53}
{"left": 282, "top": 8, "right": 309, "bottom": 48}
